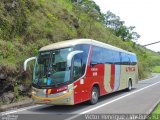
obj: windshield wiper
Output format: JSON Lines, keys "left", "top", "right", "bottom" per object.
{"left": 55, "top": 81, "right": 69, "bottom": 87}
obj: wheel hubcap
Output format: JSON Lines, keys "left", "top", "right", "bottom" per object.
{"left": 92, "top": 91, "right": 97, "bottom": 100}
{"left": 129, "top": 82, "right": 132, "bottom": 90}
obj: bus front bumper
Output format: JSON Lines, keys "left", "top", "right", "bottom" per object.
{"left": 32, "top": 91, "right": 74, "bottom": 105}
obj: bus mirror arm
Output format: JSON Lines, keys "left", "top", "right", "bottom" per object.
{"left": 24, "top": 57, "right": 36, "bottom": 71}
{"left": 67, "top": 50, "right": 83, "bottom": 67}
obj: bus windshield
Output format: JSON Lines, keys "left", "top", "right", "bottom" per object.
{"left": 33, "top": 47, "right": 73, "bottom": 87}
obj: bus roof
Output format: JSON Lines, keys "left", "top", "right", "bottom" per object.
{"left": 39, "top": 39, "right": 135, "bottom": 55}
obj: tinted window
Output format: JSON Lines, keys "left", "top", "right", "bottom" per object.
{"left": 103, "top": 49, "right": 114, "bottom": 64}
{"left": 112, "top": 51, "right": 121, "bottom": 64}
{"left": 121, "top": 53, "right": 130, "bottom": 65}
{"left": 73, "top": 44, "right": 90, "bottom": 80}
{"left": 74, "top": 44, "right": 90, "bottom": 61}
{"left": 129, "top": 54, "right": 137, "bottom": 65}
{"left": 73, "top": 54, "right": 83, "bottom": 81}
{"left": 91, "top": 46, "right": 103, "bottom": 65}
{"left": 91, "top": 46, "right": 137, "bottom": 65}
{"left": 102, "top": 49, "right": 121, "bottom": 64}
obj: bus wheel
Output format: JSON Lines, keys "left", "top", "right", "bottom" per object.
{"left": 127, "top": 80, "right": 132, "bottom": 91}
{"left": 89, "top": 87, "right": 99, "bottom": 105}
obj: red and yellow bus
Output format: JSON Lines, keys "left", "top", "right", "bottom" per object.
{"left": 24, "top": 39, "right": 138, "bottom": 105}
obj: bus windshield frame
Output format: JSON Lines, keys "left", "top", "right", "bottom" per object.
{"left": 32, "top": 44, "right": 90, "bottom": 88}
{"left": 32, "top": 47, "right": 74, "bottom": 88}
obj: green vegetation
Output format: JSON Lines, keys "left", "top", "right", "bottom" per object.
{"left": 149, "top": 103, "right": 160, "bottom": 120}
{"left": 154, "top": 104, "right": 160, "bottom": 113}
{"left": 144, "top": 49, "right": 160, "bottom": 73}
{"left": 152, "top": 66, "right": 160, "bottom": 73}
{"left": 0, "top": 0, "right": 160, "bottom": 104}
{"left": 105, "top": 11, "right": 140, "bottom": 41}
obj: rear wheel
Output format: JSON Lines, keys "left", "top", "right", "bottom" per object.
{"left": 127, "top": 80, "right": 132, "bottom": 91}
{"left": 89, "top": 87, "right": 99, "bottom": 105}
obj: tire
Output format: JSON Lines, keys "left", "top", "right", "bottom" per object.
{"left": 127, "top": 80, "right": 132, "bottom": 91}
{"left": 89, "top": 87, "right": 99, "bottom": 105}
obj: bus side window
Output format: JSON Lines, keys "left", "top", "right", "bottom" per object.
{"left": 91, "top": 46, "right": 103, "bottom": 66}
{"left": 73, "top": 54, "right": 83, "bottom": 81}
{"left": 74, "top": 44, "right": 89, "bottom": 74}
{"left": 130, "top": 54, "right": 137, "bottom": 65}
{"left": 103, "top": 49, "right": 114, "bottom": 64}
{"left": 121, "top": 53, "right": 130, "bottom": 65}
{"left": 112, "top": 51, "right": 121, "bottom": 64}
{"left": 129, "top": 55, "right": 133, "bottom": 65}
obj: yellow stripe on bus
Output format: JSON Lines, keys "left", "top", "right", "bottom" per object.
{"left": 32, "top": 91, "right": 73, "bottom": 101}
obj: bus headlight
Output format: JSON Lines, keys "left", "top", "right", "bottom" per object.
{"left": 62, "top": 90, "right": 67, "bottom": 94}
{"left": 32, "top": 91, "right": 36, "bottom": 95}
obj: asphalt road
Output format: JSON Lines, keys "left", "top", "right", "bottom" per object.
{"left": 1, "top": 74, "right": 160, "bottom": 120}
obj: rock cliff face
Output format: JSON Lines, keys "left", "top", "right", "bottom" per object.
{"left": 0, "top": 65, "right": 15, "bottom": 104}
{"left": 0, "top": 65, "right": 31, "bottom": 104}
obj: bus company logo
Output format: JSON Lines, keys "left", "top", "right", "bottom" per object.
{"left": 93, "top": 72, "right": 98, "bottom": 76}
{"left": 57, "top": 86, "right": 68, "bottom": 92}
{"left": 91, "top": 68, "right": 98, "bottom": 72}
{"left": 126, "top": 67, "right": 136, "bottom": 72}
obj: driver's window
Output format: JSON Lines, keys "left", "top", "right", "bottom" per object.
{"left": 73, "top": 54, "right": 83, "bottom": 81}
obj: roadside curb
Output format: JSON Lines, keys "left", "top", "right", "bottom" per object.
{"left": 0, "top": 98, "right": 33, "bottom": 112}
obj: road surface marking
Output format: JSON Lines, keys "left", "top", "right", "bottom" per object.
{"left": 65, "top": 76, "right": 160, "bottom": 120}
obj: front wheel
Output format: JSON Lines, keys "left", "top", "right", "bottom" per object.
{"left": 89, "top": 87, "right": 99, "bottom": 105}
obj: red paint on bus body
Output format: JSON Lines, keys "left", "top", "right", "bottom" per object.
{"left": 110, "top": 64, "right": 115, "bottom": 90}
{"left": 73, "top": 46, "right": 107, "bottom": 104}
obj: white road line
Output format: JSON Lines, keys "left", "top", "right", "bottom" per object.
{"left": 65, "top": 79, "right": 160, "bottom": 120}
{"left": 0, "top": 105, "right": 44, "bottom": 116}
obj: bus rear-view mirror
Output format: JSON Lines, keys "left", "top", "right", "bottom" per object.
{"left": 24, "top": 57, "right": 36, "bottom": 71}
{"left": 67, "top": 50, "right": 83, "bottom": 67}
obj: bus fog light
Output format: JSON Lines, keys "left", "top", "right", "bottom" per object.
{"left": 66, "top": 98, "right": 70, "bottom": 102}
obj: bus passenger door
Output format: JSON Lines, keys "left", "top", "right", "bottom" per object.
{"left": 72, "top": 44, "right": 90, "bottom": 104}
{"left": 72, "top": 53, "right": 89, "bottom": 104}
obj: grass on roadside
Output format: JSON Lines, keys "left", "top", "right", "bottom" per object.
{"left": 152, "top": 66, "right": 160, "bottom": 73}
{"left": 148, "top": 103, "right": 160, "bottom": 120}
